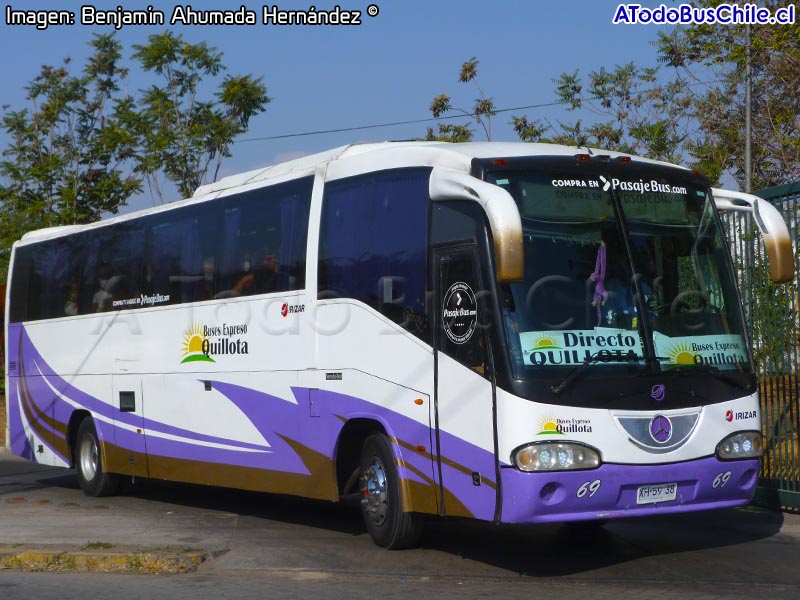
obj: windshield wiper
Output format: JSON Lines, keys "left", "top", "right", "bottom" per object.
{"left": 673, "top": 363, "right": 753, "bottom": 390}
{"left": 551, "top": 351, "right": 666, "bottom": 395}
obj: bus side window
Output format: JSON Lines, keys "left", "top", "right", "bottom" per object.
{"left": 27, "top": 238, "right": 81, "bottom": 321}
{"left": 319, "top": 168, "right": 430, "bottom": 341}
{"left": 218, "top": 178, "right": 312, "bottom": 297}
{"left": 143, "top": 206, "right": 219, "bottom": 304}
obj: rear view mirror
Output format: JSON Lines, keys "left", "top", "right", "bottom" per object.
{"left": 429, "top": 168, "right": 524, "bottom": 282}
{"left": 712, "top": 188, "right": 795, "bottom": 283}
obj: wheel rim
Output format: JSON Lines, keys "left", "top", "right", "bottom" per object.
{"left": 79, "top": 435, "right": 98, "bottom": 482}
{"left": 361, "top": 456, "right": 389, "bottom": 526}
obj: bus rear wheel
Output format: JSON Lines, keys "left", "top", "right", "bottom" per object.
{"left": 359, "top": 433, "right": 422, "bottom": 549}
{"left": 75, "top": 417, "right": 119, "bottom": 497}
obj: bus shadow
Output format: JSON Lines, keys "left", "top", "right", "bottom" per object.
{"left": 0, "top": 475, "right": 75, "bottom": 496}
{"left": 34, "top": 469, "right": 787, "bottom": 577}
{"left": 419, "top": 507, "right": 785, "bottom": 576}
{"left": 119, "top": 476, "right": 367, "bottom": 536}
{"left": 0, "top": 451, "right": 81, "bottom": 496}
{"left": 114, "top": 477, "right": 787, "bottom": 577}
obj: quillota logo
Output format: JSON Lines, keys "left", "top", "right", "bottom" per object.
{"left": 538, "top": 416, "right": 593, "bottom": 435}
{"left": 530, "top": 334, "right": 561, "bottom": 351}
{"left": 181, "top": 323, "right": 214, "bottom": 364}
{"left": 180, "top": 322, "right": 249, "bottom": 364}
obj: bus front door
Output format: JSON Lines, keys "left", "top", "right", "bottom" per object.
{"left": 433, "top": 245, "right": 497, "bottom": 521}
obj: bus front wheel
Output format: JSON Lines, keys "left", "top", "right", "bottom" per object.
{"left": 75, "top": 417, "right": 119, "bottom": 497}
{"left": 359, "top": 433, "right": 423, "bottom": 549}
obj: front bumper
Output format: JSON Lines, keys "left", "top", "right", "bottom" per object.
{"left": 500, "top": 456, "right": 759, "bottom": 523}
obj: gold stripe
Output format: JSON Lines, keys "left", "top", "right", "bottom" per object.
{"left": 393, "top": 437, "right": 496, "bottom": 490}
{"left": 104, "top": 442, "right": 148, "bottom": 479}
{"left": 403, "top": 480, "right": 439, "bottom": 515}
{"left": 276, "top": 433, "right": 338, "bottom": 500}
{"left": 396, "top": 459, "right": 439, "bottom": 515}
{"left": 397, "top": 458, "right": 435, "bottom": 486}
{"left": 439, "top": 489, "right": 475, "bottom": 518}
{"left": 144, "top": 450, "right": 336, "bottom": 500}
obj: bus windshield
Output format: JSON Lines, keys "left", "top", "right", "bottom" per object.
{"left": 488, "top": 169, "right": 753, "bottom": 389}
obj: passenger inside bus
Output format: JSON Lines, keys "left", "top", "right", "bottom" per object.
{"left": 64, "top": 283, "right": 79, "bottom": 316}
{"left": 231, "top": 254, "right": 255, "bottom": 296}
{"left": 193, "top": 257, "right": 217, "bottom": 301}
{"left": 253, "top": 248, "right": 280, "bottom": 294}
{"left": 91, "top": 265, "right": 113, "bottom": 312}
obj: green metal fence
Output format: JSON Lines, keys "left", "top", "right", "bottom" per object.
{"left": 721, "top": 182, "right": 800, "bottom": 510}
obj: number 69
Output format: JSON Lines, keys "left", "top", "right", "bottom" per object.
{"left": 713, "top": 471, "right": 732, "bottom": 489}
{"left": 577, "top": 479, "right": 601, "bottom": 498}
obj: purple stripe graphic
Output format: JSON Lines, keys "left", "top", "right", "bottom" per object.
{"left": 12, "top": 326, "right": 271, "bottom": 453}
{"left": 7, "top": 325, "right": 66, "bottom": 462}
{"left": 9, "top": 320, "right": 495, "bottom": 516}
{"left": 11, "top": 328, "right": 439, "bottom": 482}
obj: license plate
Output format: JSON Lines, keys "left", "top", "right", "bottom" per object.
{"left": 636, "top": 482, "right": 677, "bottom": 505}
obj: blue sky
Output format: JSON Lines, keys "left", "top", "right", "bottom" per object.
{"left": 1, "top": 0, "right": 675, "bottom": 213}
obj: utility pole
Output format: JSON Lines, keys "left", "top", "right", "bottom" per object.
{"left": 745, "top": 23, "right": 752, "bottom": 193}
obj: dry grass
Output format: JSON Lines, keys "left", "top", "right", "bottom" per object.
{"left": 0, "top": 547, "right": 207, "bottom": 574}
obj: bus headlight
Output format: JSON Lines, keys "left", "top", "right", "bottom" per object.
{"left": 716, "top": 431, "right": 763, "bottom": 460}
{"left": 513, "top": 442, "right": 601, "bottom": 472}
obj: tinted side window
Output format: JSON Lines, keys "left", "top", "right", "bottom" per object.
{"left": 12, "top": 219, "right": 148, "bottom": 321}
{"left": 25, "top": 236, "right": 83, "bottom": 321}
{"left": 319, "top": 168, "right": 430, "bottom": 339}
{"left": 9, "top": 246, "right": 32, "bottom": 323}
{"left": 430, "top": 201, "right": 483, "bottom": 246}
{"left": 10, "top": 177, "right": 313, "bottom": 322}
{"left": 140, "top": 202, "right": 220, "bottom": 305}
{"left": 216, "top": 177, "right": 312, "bottom": 297}
{"left": 80, "top": 222, "right": 145, "bottom": 313}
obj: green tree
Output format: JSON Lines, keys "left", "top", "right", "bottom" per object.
{"left": 0, "top": 32, "right": 272, "bottom": 280}
{"left": 536, "top": 1, "right": 799, "bottom": 187}
{"left": 656, "top": 1, "right": 800, "bottom": 188}
{"left": 0, "top": 33, "right": 141, "bottom": 257}
{"left": 426, "top": 57, "right": 496, "bottom": 142}
{"left": 542, "top": 65, "right": 693, "bottom": 162}
{"left": 132, "top": 31, "right": 271, "bottom": 200}
{"left": 426, "top": 7, "right": 799, "bottom": 188}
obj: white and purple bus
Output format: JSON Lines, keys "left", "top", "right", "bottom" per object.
{"left": 4, "top": 142, "right": 794, "bottom": 548}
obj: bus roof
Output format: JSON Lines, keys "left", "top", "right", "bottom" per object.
{"left": 15, "top": 141, "right": 688, "bottom": 245}
{"left": 193, "top": 141, "right": 686, "bottom": 197}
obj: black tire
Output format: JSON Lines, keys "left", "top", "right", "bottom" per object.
{"left": 75, "top": 417, "right": 119, "bottom": 497}
{"left": 359, "top": 433, "right": 423, "bottom": 549}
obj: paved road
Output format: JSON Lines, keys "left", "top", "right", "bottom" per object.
{"left": 2, "top": 447, "right": 800, "bottom": 599}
